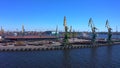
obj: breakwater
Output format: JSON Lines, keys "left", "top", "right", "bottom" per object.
{"left": 0, "top": 42, "right": 120, "bottom": 52}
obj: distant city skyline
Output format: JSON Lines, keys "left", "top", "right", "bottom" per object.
{"left": 0, "top": 0, "right": 120, "bottom": 32}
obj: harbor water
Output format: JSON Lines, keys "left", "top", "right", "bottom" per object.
{"left": 0, "top": 34, "right": 120, "bottom": 68}
{"left": 0, "top": 45, "right": 120, "bottom": 68}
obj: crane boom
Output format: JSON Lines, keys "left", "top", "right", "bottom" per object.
{"left": 105, "top": 19, "right": 110, "bottom": 29}
{"left": 88, "top": 18, "right": 96, "bottom": 30}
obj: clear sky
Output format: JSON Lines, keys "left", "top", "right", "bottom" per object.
{"left": 0, "top": 0, "right": 120, "bottom": 32}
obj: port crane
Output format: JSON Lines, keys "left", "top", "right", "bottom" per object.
{"left": 69, "top": 26, "right": 72, "bottom": 38}
{"left": 63, "top": 16, "right": 69, "bottom": 46}
{"left": 105, "top": 20, "right": 112, "bottom": 42}
{"left": 88, "top": 18, "right": 97, "bottom": 43}
{"left": 22, "top": 25, "right": 25, "bottom": 36}
{"left": 1, "top": 26, "right": 4, "bottom": 34}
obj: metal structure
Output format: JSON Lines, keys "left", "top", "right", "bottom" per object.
{"left": 105, "top": 20, "right": 112, "bottom": 43}
{"left": 22, "top": 25, "right": 25, "bottom": 36}
{"left": 69, "top": 26, "right": 72, "bottom": 38}
{"left": 88, "top": 18, "right": 97, "bottom": 44}
{"left": 1, "top": 26, "right": 4, "bottom": 34}
{"left": 55, "top": 25, "right": 58, "bottom": 41}
{"left": 62, "top": 16, "right": 69, "bottom": 46}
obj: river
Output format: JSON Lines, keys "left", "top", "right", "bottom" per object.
{"left": 0, "top": 44, "right": 120, "bottom": 68}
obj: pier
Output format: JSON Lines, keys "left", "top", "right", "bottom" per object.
{"left": 0, "top": 41, "right": 120, "bottom": 52}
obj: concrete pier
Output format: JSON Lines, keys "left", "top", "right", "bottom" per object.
{"left": 0, "top": 42, "right": 120, "bottom": 52}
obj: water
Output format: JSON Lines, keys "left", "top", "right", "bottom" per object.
{"left": 97, "top": 34, "right": 120, "bottom": 39}
{"left": 80, "top": 33, "right": 120, "bottom": 40}
{"left": 0, "top": 45, "right": 120, "bottom": 68}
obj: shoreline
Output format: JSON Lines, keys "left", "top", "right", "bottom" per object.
{"left": 0, "top": 42, "right": 120, "bottom": 52}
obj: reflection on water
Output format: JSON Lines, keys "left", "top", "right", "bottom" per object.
{"left": 106, "top": 46, "right": 112, "bottom": 68}
{"left": 90, "top": 48, "right": 97, "bottom": 68}
{"left": 89, "top": 46, "right": 113, "bottom": 68}
{"left": 62, "top": 50, "right": 71, "bottom": 68}
{"left": 0, "top": 45, "right": 120, "bottom": 68}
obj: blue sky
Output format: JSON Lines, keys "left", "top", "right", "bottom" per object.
{"left": 0, "top": 0, "right": 120, "bottom": 32}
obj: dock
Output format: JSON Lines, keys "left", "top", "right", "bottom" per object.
{"left": 0, "top": 41, "right": 120, "bottom": 52}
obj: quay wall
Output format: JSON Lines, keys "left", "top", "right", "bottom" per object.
{"left": 0, "top": 42, "right": 120, "bottom": 52}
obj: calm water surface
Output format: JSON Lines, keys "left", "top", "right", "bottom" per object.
{"left": 0, "top": 45, "right": 120, "bottom": 68}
